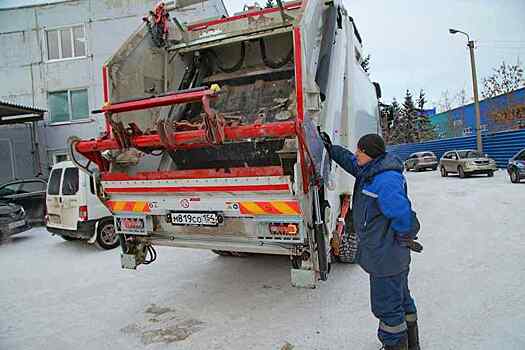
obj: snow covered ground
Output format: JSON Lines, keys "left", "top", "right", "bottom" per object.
{"left": 1, "top": 170, "right": 524, "bottom": 350}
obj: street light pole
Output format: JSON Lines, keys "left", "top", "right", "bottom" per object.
{"left": 449, "top": 29, "right": 483, "bottom": 153}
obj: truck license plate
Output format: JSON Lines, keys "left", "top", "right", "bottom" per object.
{"left": 171, "top": 212, "right": 219, "bottom": 226}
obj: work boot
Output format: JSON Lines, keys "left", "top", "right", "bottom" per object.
{"left": 406, "top": 314, "right": 421, "bottom": 350}
{"left": 382, "top": 337, "right": 408, "bottom": 350}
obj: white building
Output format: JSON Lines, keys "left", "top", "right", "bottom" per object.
{"left": 0, "top": 0, "right": 227, "bottom": 181}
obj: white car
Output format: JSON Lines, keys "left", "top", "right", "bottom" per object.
{"left": 45, "top": 161, "right": 118, "bottom": 249}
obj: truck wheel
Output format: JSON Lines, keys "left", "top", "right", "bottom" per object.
{"left": 440, "top": 166, "right": 448, "bottom": 177}
{"left": 95, "top": 220, "right": 119, "bottom": 250}
{"left": 510, "top": 170, "right": 519, "bottom": 183}
{"left": 338, "top": 226, "right": 358, "bottom": 264}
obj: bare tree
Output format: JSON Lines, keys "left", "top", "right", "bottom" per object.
{"left": 437, "top": 90, "right": 453, "bottom": 113}
{"left": 482, "top": 60, "right": 524, "bottom": 98}
{"left": 453, "top": 88, "right": 471, "bottom": 108}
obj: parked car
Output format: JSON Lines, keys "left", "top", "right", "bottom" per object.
{"left": 45, "top": 161, "right": 118, "bottom": 250}
{"left": 507, "top": 148, "right": 525, "bottom": 183}
{"left": 404, "top": 151, "right": 438, "bottom": 171}
{"left": 0, "top": 178, "right": 47, "bottom": 225}
{"left": 0, "top": 201, "right": 31, "bottom": 241}
{"left": 440, "top": 150, "right": 497, "bottom": 178}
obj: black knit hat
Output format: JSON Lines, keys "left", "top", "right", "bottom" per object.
{"left": 357, "top": 134, "right": 386, "bottom": 159}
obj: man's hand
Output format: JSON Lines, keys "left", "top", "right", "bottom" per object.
{"left": 396, "top": 235, "right": 423, "bottom": 253}
{"left": 320, "top": 132, "right": 332, "bottom": 153}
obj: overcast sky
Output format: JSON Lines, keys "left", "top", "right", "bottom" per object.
{"left": 224, "top": 0, "right": 525, "bottom": 109}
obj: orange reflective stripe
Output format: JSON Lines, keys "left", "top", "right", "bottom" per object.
{"left": 240, "top": 202, "right": 266, "bottom": 215}
{"left": 272, "top": 201, "right": 300, "bottom": 215}
{"left": 107, "top": 201, "right": 151, "bottom": 213}
{"left": 238, "top": 201, "right": 301, "bottom": 215}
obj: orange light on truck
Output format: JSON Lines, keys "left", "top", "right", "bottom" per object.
{"left": 268, "top": 223, "right": 299, "bottom": 236}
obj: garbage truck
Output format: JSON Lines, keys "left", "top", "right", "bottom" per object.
{"left": 70, "top": 0, "right": 381, "bottom": 287}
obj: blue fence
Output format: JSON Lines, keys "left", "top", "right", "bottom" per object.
{"left": 388, "top": 129, "right": 525, "bottom": 168}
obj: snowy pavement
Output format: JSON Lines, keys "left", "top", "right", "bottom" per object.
{"left": 1, "top": 170, "right": 524, "bottom": 350}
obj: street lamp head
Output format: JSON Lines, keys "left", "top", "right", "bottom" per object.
{"left": 449, "top": 28, "right": 459, "bottom": 34}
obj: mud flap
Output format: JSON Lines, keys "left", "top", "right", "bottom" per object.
{"left": 313, "top": 185, "right": 330, "bottom": 281}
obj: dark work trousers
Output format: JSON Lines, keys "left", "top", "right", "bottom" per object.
{"left": 370, "top": 269, "right": 417, "bottom": 346}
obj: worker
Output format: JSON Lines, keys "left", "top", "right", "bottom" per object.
{"left": 321, "top": 133, "right": 422, "bottom": 350}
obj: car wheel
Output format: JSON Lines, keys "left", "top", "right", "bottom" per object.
{"left": 458, "top": 166, "right": 466, "bottom": 178}
{"left": 510, "top": 170, "right": 519, "bottom": 183}
{"left": 60, "top": 235, "right": 79, "bottom": 241}
{"left": 487, "top": 171, "right": 494, "bottom": 177}
{"left": 95, "top": 220, "right": 119, "bottom": 250}
{"left": 440, "top": 166, "right": 448, "bottom": 177}
{"left": 405, "top": 164, "right": 410, "bottom": 172}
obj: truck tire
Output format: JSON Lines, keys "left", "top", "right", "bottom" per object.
{"left": 95, "top": 220, "right": 119, "bottom": 250}
{"left": 338, "top": 226, "right": 358, "bottom": 264}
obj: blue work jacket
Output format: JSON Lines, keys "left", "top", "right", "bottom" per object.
{"left": 330, "top": 145, "right": 413, "bottom": 277}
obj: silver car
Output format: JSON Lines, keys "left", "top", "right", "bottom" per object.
{"left": 404, "top": 152, "right": 438, "bottom": 172}
{"left": 439, "top": 150, "right": 497, "bottom": 178}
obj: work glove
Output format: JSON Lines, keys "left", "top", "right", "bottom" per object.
{"left": 320, "top": 131, "right": 332, "bottom": 154}
{"left": 396, "top": 235, "right": 423, "bottom": 253}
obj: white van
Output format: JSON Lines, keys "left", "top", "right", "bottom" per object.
{"left": 45, "top": 161, "right": 118, "bottom": 249}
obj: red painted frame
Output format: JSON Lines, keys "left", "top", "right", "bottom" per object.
{"left": 101, "top": 166, "right": 284, "bottom": 181}
{"left": 187, "top": 1, "right": 303, "bottom": 31}
{"left": 76, "top": 120, "right": 296, "bottom": 153}
{"left": 76, "top": 19, "right": 314, "bottom": 192}
{"left": 105, "top": 184, "right": 290, "bottom": 194}
{"left": 98, "top": 88, "right": 217, "bottom": 114}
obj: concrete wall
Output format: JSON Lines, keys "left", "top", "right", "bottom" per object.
{"left": 0, "top": 0, "right": 226, "bottom": 181}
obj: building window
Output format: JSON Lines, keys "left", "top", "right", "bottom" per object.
{"left": 48, "top": 89, "right": 89, "bottom": 123}
{"left": 453, "top": 119, "right": 463, "bottom": 128}
{"left": 53, "top": 152, "right": 69, "bottom": 164}
{"left": 463, "top": 127, "right": 473, "bottom": 136}
{"left": 46, "top": 25, "right": 86, "bottom": 60}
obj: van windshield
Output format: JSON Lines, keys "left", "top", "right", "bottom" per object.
{"left": 62, "top": 168, "right": 79, "bottom": 195}
{"left": 47, "top": 169, "right": 62, "bottom": 195}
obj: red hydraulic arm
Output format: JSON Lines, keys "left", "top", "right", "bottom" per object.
{"left": 74, "top": 86, "right": 298, "bottom": 172}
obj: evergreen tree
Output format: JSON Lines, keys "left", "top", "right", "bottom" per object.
{"left": 265, "top": 0, "right": 275, "bottom": 8}
{"left": 415, "top": 89, "right": 436, "bottom": 141}
{"left": 388, "top": 98, "right": 406, "bottom": 145}
{"left": 401, "top": 90, "right": 418, "bottom": 144}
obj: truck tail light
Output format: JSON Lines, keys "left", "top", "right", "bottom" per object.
{"left": 268, "top": 223, "right": 298, "bottom": 236}
{"left": 79, "top": 205, "right": 88, "bottom": 222}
